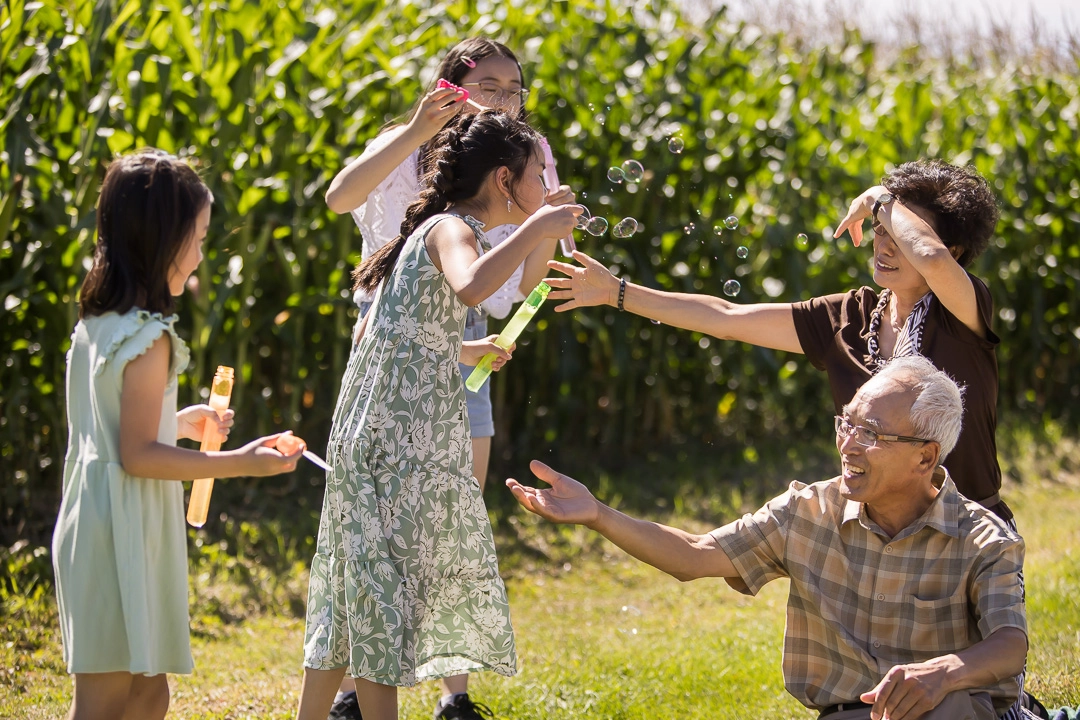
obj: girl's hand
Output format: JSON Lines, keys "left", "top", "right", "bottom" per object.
{"left": 523, "top": 204, "right": 584, "bottom": 240}
{"left": 407, "top": 86, "right": 468, "bottom": 141}
{"left": 234, "top": 432, "right": 302, "bottom": 477}
{"left": 545, "top": 251, "right": 620, "bottom": 311}
{"left": 834, "top": 184, "right": 889, "bottom": 248}
{"left": 460, "top": 336, "right": 515, "bottom": 369}
{"left": 545, "top": 184, "right": 577, "bottom": 208}
{"left": 177, "top": 405, "right": 235, "bottom": 443}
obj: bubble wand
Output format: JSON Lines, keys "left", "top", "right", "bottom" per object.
{"left": 436, "top": 78, "right": 487, "bottom": 111}
{"left": 186, "top": 366, "right": 234, "bottom": 527}
{"left": 539, "top": 137, "right": 576, "bottom": 257}
{"left": 465, "top": 281, "right": 551, "bottom": 392}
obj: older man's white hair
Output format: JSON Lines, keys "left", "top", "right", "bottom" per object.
{"left": 873, "top": 356, "right": 965, "bottom": 463}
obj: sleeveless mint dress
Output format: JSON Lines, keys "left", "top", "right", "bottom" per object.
{"left": 52, "top": 310, "right": 193, "bottom": 674}
{"left": 303, "top": 214, "right": 517, "bottom": 685}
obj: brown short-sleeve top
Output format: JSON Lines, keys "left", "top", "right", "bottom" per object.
{"left": 791, "top": 274, "right": 1010, "bottom": 521}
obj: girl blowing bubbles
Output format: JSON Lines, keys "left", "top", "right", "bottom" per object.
{"left": 52, "top": 150, "right": 301, "bottom": 720}
{"left": 296, "top": 111, "right": 581, "bottom": 720}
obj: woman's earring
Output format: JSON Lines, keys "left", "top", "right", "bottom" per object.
{"left": 506, "top": 197, "right": 513, "bottom": 213}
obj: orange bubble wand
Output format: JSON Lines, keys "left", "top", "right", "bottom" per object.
{"left": 186, "top": 366, "right": 234, "bottom": 527}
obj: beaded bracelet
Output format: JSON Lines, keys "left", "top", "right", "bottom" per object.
{"left": 617, "top": 277, "right": 626, "bottom": 311}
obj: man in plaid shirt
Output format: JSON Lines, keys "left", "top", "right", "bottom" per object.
{"left": 508, "top": 356, "right": 1027, "bottom": 720}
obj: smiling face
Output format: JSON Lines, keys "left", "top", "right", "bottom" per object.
{"left": 459, "top": 55, "right": 526, "bottom": 114}
{"left": 168, "top": 202, "right": 210, "bottom": 296}
{"left": 836, "top": 377, "right": 934, "bottom": 508}
{"left": 871, "top": 202, "right": 940, "bottom": 296}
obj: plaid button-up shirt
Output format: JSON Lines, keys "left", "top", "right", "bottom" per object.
{"left": 710, "top": 468, "right": 1025, "bottom": 714}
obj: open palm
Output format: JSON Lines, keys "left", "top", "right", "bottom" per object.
{"left": 506, "top": 460, "right": 600, "bottom": 526}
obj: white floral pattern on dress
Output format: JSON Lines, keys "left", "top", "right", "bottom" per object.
{"left": 303, "top": 214, "right": 517, "bottom": 686}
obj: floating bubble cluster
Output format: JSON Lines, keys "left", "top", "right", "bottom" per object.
{"left": 683, "top": 223, "right": 695, "bottom": 234}
{"left": 724, "top": 215, "right": 739, "bottom": 230}
{"left": 620, "top": 159, "right": 644, "bottom": 183}
{"left": 607, "top": 166, "right": 624, "bottom": 183}
{"left": 796, "top": 233, "right": 809, "bottom": 249}
{"left": 723, "top": 279, "right": 741, "bottom": 297}
{"left": 736, "top": 246, "right": 749, "bottom": 259}
{"left": 612, "top": 218, "right": 640, "bottom": 239}
{"left": 668, "top": 137, "right": 684, "bottom": 154}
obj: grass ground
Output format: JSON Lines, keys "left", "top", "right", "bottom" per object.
{"left": 3, "top": 438, "right": 1079, "bottom": 719}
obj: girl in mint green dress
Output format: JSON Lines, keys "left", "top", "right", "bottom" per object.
{"left": 53, "top": 150, "right": 301, "bottom": 720}
{"left": 295, "top": 112, "right": 582, "bottom": 720}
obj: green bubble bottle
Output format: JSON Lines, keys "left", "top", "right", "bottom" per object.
{"left": 465, "top": 281, "right": 551, "bottom": 392}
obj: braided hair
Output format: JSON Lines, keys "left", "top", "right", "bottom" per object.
{"left": 353, "top": 110, "right": 542, "bottom": 293}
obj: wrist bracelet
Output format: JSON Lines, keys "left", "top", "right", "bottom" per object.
{"left": 617, "top": 277, "right": 626, "bottom": 311}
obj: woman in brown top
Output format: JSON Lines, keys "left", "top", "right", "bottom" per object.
{"left": 547, "top": 160, "right": 1011, "bottom": 523}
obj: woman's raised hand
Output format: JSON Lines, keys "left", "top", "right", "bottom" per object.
{"left": 545, "top": 251, "right": 619, "bottom": 312}
{"left": 407, "top": 86, "right": 468, "bottom": 141}
{"left": 834, "top": 184, "right": 888, "bottom": 247}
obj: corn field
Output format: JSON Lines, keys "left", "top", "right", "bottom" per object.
{"left": 2, "top": 0, "right": 1079, "bottom": 546}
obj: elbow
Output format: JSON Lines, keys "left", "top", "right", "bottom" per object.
{"left": 325, "top": 186, "right": 363, "bottom": 215}
{"left": 455, "top": 286, "right": 486, "bottom": 309}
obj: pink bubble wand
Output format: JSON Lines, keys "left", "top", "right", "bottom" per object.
{"left": 437, "top": 78, "right": 487, "bottom": 111}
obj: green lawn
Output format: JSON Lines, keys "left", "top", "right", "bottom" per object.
{"left": 3, "top": 475, "right": 1079, "bottom": 719}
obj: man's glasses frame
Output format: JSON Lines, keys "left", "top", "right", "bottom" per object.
{"left": 834, "top": 415, "right": 933, "bottom": 448}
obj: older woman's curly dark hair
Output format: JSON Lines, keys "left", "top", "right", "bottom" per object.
{"left": 882, "top": 160, "right": 999, "bottom": 268}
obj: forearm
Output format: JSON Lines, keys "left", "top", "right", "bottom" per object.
{"left": 457, "top": 226, "right": 549, "bottom": 307}
{"left": 120, "top": 441, "right": 252, "bottom": 481}
{"left": 325, "top": 126, "right": 421, "bottom": 214}
{"left": 519, "top": 236, "right": 560, "bottom": 292}
{"left": 620, "top": 282, "right": 804, "bottom": 353}
{"left": 927, "top": 627, "right": 1028, "bottom": 692}
{"left": 589, "top": 503, "right": 736, "bottom": 581}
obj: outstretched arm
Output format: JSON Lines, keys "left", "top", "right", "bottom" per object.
{"left": 507, "top": 460, "right": 739, "bottom": 581}
{"left": 545, "top": 251, "right": 804, "bottom": 353}
{"left": 835, "top": 186, "right": 986, "bottom": 338}
{"left": 859, "top": 627, "right": 1027, "bottom": 720}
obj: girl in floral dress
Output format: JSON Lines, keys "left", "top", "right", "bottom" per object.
{"left": 295, "top": 111, "right": 581, "bottom": 720}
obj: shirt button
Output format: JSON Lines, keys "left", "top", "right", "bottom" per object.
{"left": 873, "top": 640, "right": 880, "bottom": 648}
{"left": 885, "top": 546, "right": 893, "bottom": 553}
{"left": 877, "top": 593, "right": 885, "bottom": 600}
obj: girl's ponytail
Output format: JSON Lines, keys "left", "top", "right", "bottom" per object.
{"left": 352, "top": 111, "right": 540, "bottom": 294}
{"left": 352, "top": 118, "right": 473, "bottom": 293}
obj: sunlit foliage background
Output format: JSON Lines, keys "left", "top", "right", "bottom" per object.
{"left": 2, "top": 0, "right": 1079, "bottom": 548}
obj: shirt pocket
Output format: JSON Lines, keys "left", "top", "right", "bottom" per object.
{"left": 907, "top": 593, "right": 972, "bottom": 654}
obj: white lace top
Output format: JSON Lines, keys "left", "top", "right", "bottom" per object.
{"left": 349, "top": 128, "right": 525, "bottom": 318}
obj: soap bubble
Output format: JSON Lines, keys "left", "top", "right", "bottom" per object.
{"left": 723, "top": 279, "right": 741, "bottom": 297}
{"left": 607, "top": 166, "right": 625, "bottom": 184}
{"left": 612, "top": 218, "right": 639, "bottom": 239}
{"left": 620, "top": 159, "right": 644, "bottom": 183}
{"left": 796, "top": 233, "right": 809, "bottom": 249}
{"left": 724, "top": 215, "right": 739, "bottom": 230}
{"left": 713, "top": 225, "right": 724, "bottom": 236}
{"left": 574, "top": 206, "right": 592, "bottom": 230}
{"left": 736, "top": 246, "right": 749, "bottom": 259}
{"left": 585, "top": 216, "right": 609, "bottom": 236}
{"left": 684, "top": 223, "right": 696, "bottom": 234}
{"left": 618, "top": 605, "right": 643, "bottom": 635}
{"left": 668, "top": 137, "right": 684, "bottom": 154}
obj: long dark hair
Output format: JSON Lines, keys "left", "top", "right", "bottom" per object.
{"left": 79, "top": 150, "right": 211, "bottom": 319}
{"left": 353, "top": 110, "right": 542, "bottom": 293}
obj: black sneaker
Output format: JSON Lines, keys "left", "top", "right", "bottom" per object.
{"left": 433, "top": 693, "right": 495, "bottom": 720}
{"left": 328, "top": 690, "right": 363, "bottom": 720}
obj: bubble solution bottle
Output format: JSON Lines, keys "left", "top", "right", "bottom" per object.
{"left": 186, "top": 365, "right": 234, "bottom": 527}
{"left": 465, "top": 282, "right": 551, "bottom": 392}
